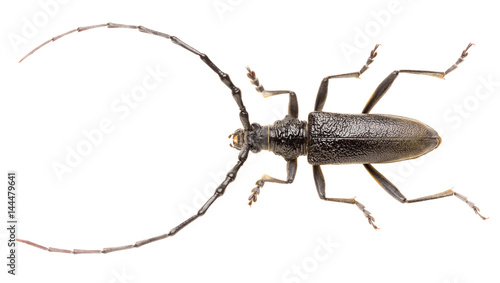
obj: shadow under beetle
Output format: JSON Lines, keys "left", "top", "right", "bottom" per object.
{"left": 17, "top": 23, "right": 487, "bottom": 254}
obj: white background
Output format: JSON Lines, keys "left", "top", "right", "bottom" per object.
{"left": 1, "top": 1, "right": 499, "bottom": 282}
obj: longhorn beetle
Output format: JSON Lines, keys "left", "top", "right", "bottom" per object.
{"left": 17, "top": 23, "right": 487, "bottom": 254}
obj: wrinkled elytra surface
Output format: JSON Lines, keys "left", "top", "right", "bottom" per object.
{"left": 307, "top": 112, "right": 440, "bottom": 165}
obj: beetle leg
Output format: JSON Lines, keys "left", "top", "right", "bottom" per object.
{"left": 246, "top": 67, "right": 298, "bottom": 118}
{"left": 314, "top": 44, "right": 380, "bottom": 112}
{"left": 313, "top": 165, "right": 379, "bottom": 229}
{"left": 248, "top": 159, "right": 297, "bottom": 206}
{"left": 363, "top": 164, "right": 487, "bottom": 220}
{"left": 362, "top": 43, "right": 474, "bottom": 114}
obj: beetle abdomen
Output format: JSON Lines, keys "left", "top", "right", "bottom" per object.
{"left": 307, "top": 112, "right": 441, "bottom": 165}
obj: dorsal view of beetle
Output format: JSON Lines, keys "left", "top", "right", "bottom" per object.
{"left": 16, "top": 23, "right": 487, "bottom": 254}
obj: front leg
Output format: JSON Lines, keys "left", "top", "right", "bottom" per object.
{"left": 248, "top": 159, "right": 297, "bottom": 206}
{"left": 246, "top": 67, "right": 298, "bottom": 118}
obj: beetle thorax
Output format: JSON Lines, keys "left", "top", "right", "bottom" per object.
{"left": 267, "top": 115, "right": 308, "bottom": 161}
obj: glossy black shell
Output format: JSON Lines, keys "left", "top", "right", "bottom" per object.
{"left": 307, "top": 112, "right": 441, "bottom": 165}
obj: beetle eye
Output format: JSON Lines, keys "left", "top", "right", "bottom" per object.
{"left": 228, "top": 133, "right": 239, "bottom": 148}
{"left": 229, "top": 129, "right": 244, "bottom": 149}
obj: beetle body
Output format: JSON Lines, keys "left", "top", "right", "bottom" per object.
{"left": 241, "top": 112, "right": 441, "bottom": 165}
{"left": 306, "top": 112, "right": 441, "bottom": 165}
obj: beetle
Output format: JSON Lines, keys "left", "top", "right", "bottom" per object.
{"left": 16, "top": 23, "right": 486, "bottom": 254}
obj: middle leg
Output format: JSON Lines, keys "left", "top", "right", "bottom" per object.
{"left": 314, "top": 44, "right": 380, "bottom": 112}
{"left": 313, "top": 165, "right": 378, "bottom": 229}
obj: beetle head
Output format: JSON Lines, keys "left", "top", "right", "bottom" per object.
{"left": 229, "top": 123, "right": 267, "bottom": 153}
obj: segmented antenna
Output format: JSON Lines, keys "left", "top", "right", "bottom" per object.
{"left": 17, "top": 23, "right": 252, "bottom": 253}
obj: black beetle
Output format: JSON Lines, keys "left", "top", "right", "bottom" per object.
{"left": 16, "top": 23, "right": 486, "bottom": 254}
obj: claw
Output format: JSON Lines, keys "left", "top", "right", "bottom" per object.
{"left": 454, "top": 191, "right": 488, "bottom": 220}
{"left": 246, "top": 66, "right": 256, "bottom": 80}
{"left": 370, "top": 44, "right": 381, "bottom": 59}
{"left": 367, "top": 215, "right": 379, "bottom": 230}
{"left": 248, "top": 187, "right": 260, "bottom": 206}
{"left": 461, "top": 43, "right": 474, "bottom": 58}
{"left": 473, "top": 207, "right": 488, "bottom": 220}
{"left": 355, "top": 200, "right": 379, "bottom": 230}
{"left": 248, "top": 193, "right": 257, "bottom": 206}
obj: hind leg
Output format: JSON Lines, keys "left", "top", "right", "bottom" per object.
{"left": 362, "top": 43, "right": 473, "bottom": 114}
{"left": 363, "top": 164, "right": 487, "bottom": 220}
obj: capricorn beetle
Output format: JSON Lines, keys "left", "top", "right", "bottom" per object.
{"left": 17, "top": 23, "right": 486, "bottom": 254}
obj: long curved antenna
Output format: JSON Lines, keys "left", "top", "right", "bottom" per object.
{"left": 17, "top": 146, "right": 250, "bottom": 254}
{"left": 17, "top": 23, "right": 253, "bottom": 253}
{"left": 19, "top": 22, "right": 251, "bottom": 130}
